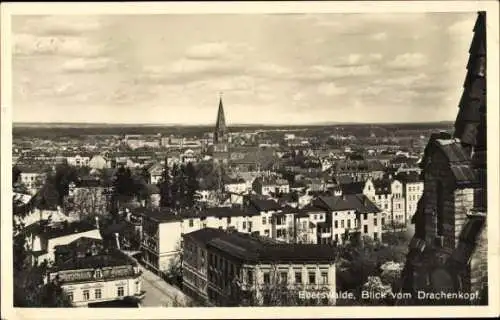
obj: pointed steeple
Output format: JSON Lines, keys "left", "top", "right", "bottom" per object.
{"left": 453, "top": 11, "right": 486, "bottom": 150}
{"left": 214, "top": 93, "right": 227, "bottom": 144}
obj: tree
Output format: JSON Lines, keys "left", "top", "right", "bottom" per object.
{"left": 66, "top": 187, "right": 108, "bottom": 221}
{"left": 54, "top": 162, "right": 78, "bottom": 205}
{"left": 184, "top": 162, "right": 199, "bottom": 208}
{"left": 361, "top": 276, "right": 393, "bottom": 306}
{"left": 164, "top": 240, "right": 183, "bottom": 287}
{"left": 159, "top": 165, "right": 173, "bottom": 208}
{"left": 380, "top": 261, "right": 403, "bottom": 292}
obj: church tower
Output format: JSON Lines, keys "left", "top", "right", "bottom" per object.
{"left": 399, "top": 12, "right": 488, "bottom": 305}
{"left": 212, "top": 94, "right": 230, "bottom": 163}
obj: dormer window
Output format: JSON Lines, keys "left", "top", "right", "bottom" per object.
{"left": 95, "top": 269, "right": 102, "bottom": 279}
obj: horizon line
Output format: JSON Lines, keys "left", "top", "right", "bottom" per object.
{"left": 12, "top": 120, "right": 455, "bottom": 127}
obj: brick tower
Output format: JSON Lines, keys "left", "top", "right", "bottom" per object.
{"left": 400, "top": 11, "right": 487, "bottom": 305}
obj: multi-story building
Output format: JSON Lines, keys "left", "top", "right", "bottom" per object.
{"left": 307, "top": 194, "right": 383, "bottom": 244}
{"left": 182, "top": 228, "right": 337, "bottom": 306}
{"left": 16, "top": 165, "right": 48, "bottom": 194}
{"left": 66, "top": 154, "right": 92, "bottom": 167}
{"left": 252, "top": 176, "right": 290, "bottom": 196}
{"left": 23, "top": 220, "right": 102, "bottom": 265}
{"left": 395, "top": 171, "right": 424, "bottom": 224}
{"left": 46, "top": 237, "right": 144, "bottom": 307}
{"left": 363, "top": 178, "right": 406, "bottom": 230}
{"left": 137, "top": 209, "right": 182, "bottom": 273}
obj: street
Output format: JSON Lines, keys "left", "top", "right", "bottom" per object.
{"left": 139, "top": 265, "right": 193, "bottom": 307}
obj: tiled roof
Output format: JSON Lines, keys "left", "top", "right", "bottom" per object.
{"left": 52, "top": 248, "right": 135, "bottom": 272}
{"left": 133, "top": 207, "right": 181, "bottom": 223}
{"left": 372, "top": 179, "right": 392, "bottom": 195}
{"left": 207, "top": 231, "right": 337, "bottom": 263}
{"left": 435, "top": 140, "right": 471, "bottom": 163}
{"left": 247, "top": 197, "right": 282, "bottom": 212}
{"left": 315, "top": 194, "right": 380, "bottom": 214}
{"left": 183, "top": 227, "right": 227, "bottom": 245}
{"left": 38, "top": 221, "right": 98, "bottom": 239}
{"left": 339, "top": 182, "right": 365, "bottom": 195}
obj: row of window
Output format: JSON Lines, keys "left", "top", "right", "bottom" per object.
{"left": 262, "top": 271, "right": 329, "bottom": 285}
{"left": 68, "top": 286, "right": 124, "bottom": 302}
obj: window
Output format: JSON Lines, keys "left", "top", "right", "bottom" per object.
{"left": 263, "top": 272, "right": 270, "bottom": 284}
{"left": 227, "top": 217, "right": 231, "bottom": 224}
{"left": 315, "top": 214, "right": 318, "bottom": 220}
{"left": 341, "top": 220, "right": 345, "bottom": 228}
{"left": 364, "top": 225, "right": 368, "bottom": 234}
{"left": 248, "top": 221, "right": 252, "bottom": 230}
{"left": 334, "top": 221, "right": 338, "bottom": 228}
{"left": 117, "top": 286, "right": 124, "bottom": 297}
{"left": 67, "top": 292, "right": 73, "bottom": 302}
{"left": 320, "top": 214, "right": 324, "bottom": 220}
{"left": 295, "top": 272, "right": 302, "bottom": 284}
{"left": 280, "top": 272, "right": 288, "bottom": 284}
{"left": 189, "top": 219, "right": 194, "bottom": 227}
{"left": 95, "top": 289, "right": 102, "bottom": 299}
{"left": 334, "top": 234, "right": 339, "bottom": 242}
{"left": 385, "top": 204, "right": 388, "bottom": 210}
{"left": 363, "top": 213, "right": 367, "bottom": 220}
{"left": 397, "top": 204, "right": 401, "bottom": 209}
{"left": 374, "top": 232, "right": 379, "bottom": 241}
{"left": 347, "top": 220, "right": 351, "bottom": 229}
{"left": 374, "top": 218, "right": 378, "bottom": 226}
{"left": 243, "top": 221, "right": 246, "bottom": 229}
{"left": 83, "top": 290, "right": 90, "bottom": 301}
{"left": 381, "top": 218, "right": 385, "bottom": 226}
{"left": 248, "top": 270, "right": 254, "bottom": 284}
{"left": 95, "top": 269, "right": 102, "bottom": 279}
{"left": 262, "top": 217, "right": 267, "bottom": 225}
{"left": 321, "top": 272, "right": 328, "bottom": 284}
{"left": 308, "top": 272, "right": 316, "bottom": 284}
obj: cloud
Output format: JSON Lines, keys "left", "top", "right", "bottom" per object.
{"left": 13, "top": 15, "right": 102, "bottom": 36}
{"left": 375, "top": 73, "right": 428, "bottom": 87}
{"left": 371, "top": 32, "right": 388, "bottom": 41}
{"left": 317, "top": 82, "right": 348, "bottom": 96}
{"left": 14, "top": 33, "right": 103, "bottom": 57}
{"left": 387, "top": 53, "right": 428, "bottom": 69}
{"left": 185, "top": 42, "right": 229, "bottom": 60}
{"left": 61, "top": 57, "right": 116, "bottom": 73}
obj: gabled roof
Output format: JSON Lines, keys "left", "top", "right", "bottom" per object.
{"left": 339, "top": 182, "right": 365, "bottom": 195}
{"left": 247, "top": 197, "right": 282, "bottom": 212}
{"left": 315, "top": 194, "right": 380, "bottom": 214}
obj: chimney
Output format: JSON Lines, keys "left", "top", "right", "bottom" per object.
{"left": 114, "top": 232, "right": 121, "bottom": 250}
{"left": 95, "top": 216, "right": 100, "bottom": 229}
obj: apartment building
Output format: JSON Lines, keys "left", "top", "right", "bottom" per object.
{"left": 363, "top": 178, "right": 406, "bottom": 230}
{"left": 395, "top": 171, "right": 424, "bottom": 223}
{"left": 136, "top": 209, "right": 183, "bottom": 273}
{"left": 46, "top": 237, "right": 144, "bottom": 307}
{"left": 252, "top": 176, "right": 290, "bottom": 196}
{"left": 311, "top": 194, "right": 383, "bottom": 244}
{"left": 183, "top": 228, "right": 337, "bottom": 306}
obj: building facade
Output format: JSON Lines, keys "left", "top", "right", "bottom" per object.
{"left": 182, "top": 229, "right": 337, "bottom": 306}
{"left": 47, "top": 237, "right": 144, "bottom": 307}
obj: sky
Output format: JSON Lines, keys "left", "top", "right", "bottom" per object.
{"left": 12, "top": 12, "right": 478, "bottom": 125}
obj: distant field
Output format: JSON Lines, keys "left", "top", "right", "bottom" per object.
{"left": 12, "top": 122, "right": 454, "bottom": 139}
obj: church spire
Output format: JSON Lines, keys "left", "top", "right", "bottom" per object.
{"left": 453, "top": 11, "right": 486, "bottom": 150}
{"left": 214, "top": 93, "right": 227, "bottom": 144}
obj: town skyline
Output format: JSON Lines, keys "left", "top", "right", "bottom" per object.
{"left": 12, "top": 12, "right": 476, "bottom": 125}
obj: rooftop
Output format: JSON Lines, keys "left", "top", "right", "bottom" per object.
{"left": 315, "top": 194, "right": 380, "bottom": 214}
{"left": 204, "top": 230, "right": 337, "bottom": 263}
